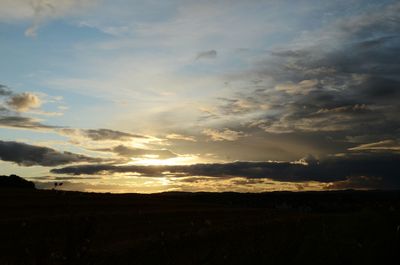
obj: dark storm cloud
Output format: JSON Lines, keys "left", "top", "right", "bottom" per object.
{"left": 51, "top": 153, "right": 400, "bottom": 189}
{"left": 0, "top": 140, "right": 104, "bottom": 167}
{"left": 211, "top": 2, "right": 400, "bottom": 145}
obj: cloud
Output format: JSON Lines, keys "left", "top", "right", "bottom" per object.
{"left": 0, "top": 140, "right": 104, "bottom": 167}
{"left": 6, "top": 92, "right": 42, "bottom": 112}
{"left": 82, "top": 128, "right": 147, "bottom": 141}
{"left": 209, "top": 2, "right": 400, "bottom": 144}
{"left": 349, "top": 140, "right": 400, "bottom": 152}
{"left": 0, "top": 0, "right": 98, "bottom": 37}
{"left": 250, "top": 102, "right": 383, "bottom": 134}
{"left": 0, "top": 84, "right": 66, "bottom": 117}
{"left": 196, "top": 50, "right": 217, "bottom": 60}
{"left": 0, "top": 84, "right": 13, "bottom": 96}
{"left": 0, "top": 116, "right": 57, "bottom": 130}
{"left": 83, "top": 128, "right": 147, "bottom": 141}
{"left": 0, "top": 84, "right": 60, "bottom": 130}
{"left": 59, "top": 128, "right": 149, "bottom": 146}
{"left": 203, "top": 128, "right": 247, "bottom": 141}
{"left": 324, "top": 175, "right": 383, "bottom": 190}
{"left": 96, "top": 145, "right": 178, "bottom": 159}
{"left": 51, "top": 163, "right": 159, "bottom": 176}
{"left": 0, "top": 107, "right": 9, "bottom": 113}
{"left": 51, "top": 152, "right": 400, "bottom": 189}
{"left": 166, "top": 133, "right": 196, "bottom": 142}
{"left": 275, "top": 79, "right": 319, "bottom": 95}
{"left": 215, "top": 96, "right": 271, "bottom": 116}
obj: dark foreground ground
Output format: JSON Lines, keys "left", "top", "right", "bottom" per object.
{"left": 0, "top": 189, "right": 399, "bottom": 265}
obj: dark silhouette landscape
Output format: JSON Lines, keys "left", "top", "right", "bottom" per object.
{"left": 1, "top": 175, "right": 399, "bottom": 265}
{"left": 2, "top": 1, "right": 400, "bottom": 264}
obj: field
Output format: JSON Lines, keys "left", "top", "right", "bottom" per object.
{"left": 1, "top": 189, "right": 399, "bottom": 265}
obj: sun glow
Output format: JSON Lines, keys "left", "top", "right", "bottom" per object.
{"left": 129, "top": 155, "right": 200, "bottom": 166}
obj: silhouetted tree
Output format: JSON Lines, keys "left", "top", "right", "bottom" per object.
{"left": 53, "top": 182, "right": 64, "bottom": 190}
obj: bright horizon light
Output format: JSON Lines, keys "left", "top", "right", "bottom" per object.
{"left": 128, "top": 155, "right": 201, "bottom": 166}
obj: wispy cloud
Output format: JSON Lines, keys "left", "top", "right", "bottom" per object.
{"left": 203, "top": 128, "right": 247, "bottom": 141}
{"left": 166, "top": 133, "right": 196, "bottom": 142}
{"left": 94, "top": 145, "right": 178, "bottom": 159}
{"left": 349, "top": 140, "right": 400, "bottom": 152}
{"left": 0, "top": 0, "right": 98, "bottom": 37}
{"left": 60, "top": 128, "right": 148, "bottom": 142}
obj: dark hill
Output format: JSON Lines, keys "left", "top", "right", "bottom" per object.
{"left": 0, "top": 174, "right": 35, "bottom": 189}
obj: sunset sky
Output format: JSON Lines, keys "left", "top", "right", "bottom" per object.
{"left": 0, "top": 0, "right": 399, "bottom": 193}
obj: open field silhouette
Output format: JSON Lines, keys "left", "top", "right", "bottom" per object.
{"left": 1, "top": 185, "right": 399, "bottom": 265}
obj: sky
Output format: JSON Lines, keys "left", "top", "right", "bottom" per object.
{"left": 0, "top": 0, "right": 399, "bottom": 193}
